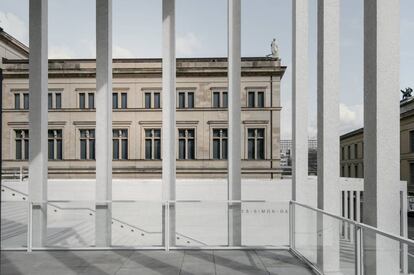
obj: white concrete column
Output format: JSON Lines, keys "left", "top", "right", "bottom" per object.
{"left": 292, "top": 0, "right": 309, "bottom": 203}
{"left": 364, "top": 0, "right": 400, "bottom": 274}
{"left": 162, "top": 0, "right": 176, "bottom": 248}
{"left": 316, "top": 0, "right": 340, "bottom": 272}
{"left": 28, "top": 0, "right": 48, "bottom": 248}
{"left": 95, "top": 0, "right": 112, "bottom": 247}
{"left": 227, "top": 0, "right": 241, "bottom": 246}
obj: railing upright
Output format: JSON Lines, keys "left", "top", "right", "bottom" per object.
{"left": 27, "top": 201, "right": 32, "bottom": 252}
{"left": 289, "top": 201, "right": 295, "bottom": 250}
{"left": 354, "top": 225, "right": 362, "bottom": 275}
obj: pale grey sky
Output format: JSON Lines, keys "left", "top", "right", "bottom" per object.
{"left": 0, "top": 0, "right": 413, "bottom": 139}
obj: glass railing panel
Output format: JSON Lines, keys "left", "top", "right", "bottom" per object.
{"left": 1, "top": 200, "right": 28, "bottom": 249}
{"left": 172, "top": 201, "right": 289, "bottom": 247}
{"left": 111, "top": 201, "right": 163, "bottom": 247}
{"left": 174, "top": 201, "right": 228, "bottom": 247}
{"left": 46, "top": 201, "right": 95, "bottom": 248}
{"left": 241, "top": 201, "right": 289, "bottom": 246}
{"left": 362, "top": 228, "right": 412, "bottom": 274}
{"left": 293, "top": 204, "right": 356, "bottom": 275}
{"left": 293, "top": 204, "right": 318, "bottom": 265}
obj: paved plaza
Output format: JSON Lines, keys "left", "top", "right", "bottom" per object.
{"left": 1, "top": 250, "right": 314, "bottom": 275}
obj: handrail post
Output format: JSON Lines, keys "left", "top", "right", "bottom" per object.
{"left": 27, "top": 201, "right": 32, "bottom": 252}
{"left": 165, "top": 201, "right": 170, "bottom": 252}
{"left": 354, "top": 225, "right": 362, "bottom": 275}
{"left": 289, "top": 201, "right": 295, "bottom": 249}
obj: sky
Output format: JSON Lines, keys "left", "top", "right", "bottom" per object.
{"left": 0, "top": 0, "right": 413, "bottom": 139}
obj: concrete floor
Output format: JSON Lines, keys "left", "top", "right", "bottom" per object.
{"left": 1, "top": 250, "right": 315, "bottom": 275}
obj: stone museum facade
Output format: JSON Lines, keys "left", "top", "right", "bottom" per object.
{"left": 340, "top": 96, "right": 414, "bottom": 193}
{"left": 1, "top": 28, "right": 286, "bottom": 179}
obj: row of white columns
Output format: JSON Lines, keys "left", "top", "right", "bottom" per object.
{"left": 292, "top": 0, "right": 400, "bottom": 274}
{"left": 28, "top": 0, "right": 401, "bottom": 271}
{"left": 27, "top": 0, "right": 242, "bottom": 248}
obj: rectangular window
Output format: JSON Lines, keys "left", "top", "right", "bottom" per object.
{"left": 247, "top": 90, "right": 265, "bottom": 108}
{"left": 257, "top": 92, "right": 265, "bottom": 108}
{"left": 48, "top": 93, "right": 53, "bottom": 109}
{"left": 187, "top": 92, "right": 194, "bottom": 108}
{"left": 410, "top": 131, "right": 414, "bottom": 153}
{"left": 410, "top": 163, "right": 414, "bottom": 186}
{"left": 112, "top": 93, "right": 118, "bottom": 109}
{"left": 145, "top": 93, "right": 151, "bottom": 108}
{"left": 88, "top": 93, "right": 94, "bottom": 109}
{"left": 145, "top": 129, "right": 161, "bottom": 160}
{"left": 348, "top": 146, "right": 351, "bottom": 160}
{"left": 354, "top": 144, "right": 358, "bottom": 159}
{"left": 178, "top": 129, "right": 195, "bottom": 160}
{"left": 178, "top": 91, "right": 195, "bottom": 109}
{"left": 348, "top": 165, "right": 352, "bottom": 177}
{"left": 212, "top": 90, "right": 228, "bottom": 108}
{"left": 154, "top": 92, "right": 161, "bottom": 109}
{"left": 80, "top": 129, "right": 95, "bottom": 160}
{"left": 213, "top": 92, "right": 220, "bottom": 108}
{"left": 56, "top": 93, "right": 62, "bottom": 109}
{"left": 15, "top": 130, "right": 29, "bottom": 160}
{"left": 14, "top": 94, "right": 20, "bottom": 110}
{"left": 121, "top": 93, "right": 128, "bottom": 109}
{"left": 48, "top": 92, "right": 62, "bottom": 109}
{"left": 248, "top": 92, "right": 255, "bottom": 108}
{"left": 23, "top": 93, "right": 29, "bottom": 110}
{"left": 247, "top": 128, "right": 265, "bottom": 160}
{"left": 354, "top": 164, "right": 358, "bottom": 177}
{"left": 48, "top": 130, "right": 63, "bottom": 160}
{"left": 341, "top": 147, "right": 345, "bottom": 160}
{"left": 212, "top": 129, "right": 228, "bottom": 160}
{"left": 178, "top": 92, "right": 185, "bottom": 108}
{"left": 113, "top": 129, "right": 128, "bottom": 160}
{"left": 143, "top": 91, "right": 161, "bottom": 109}
{"left": 79, "top": 93, "right": 85, "bottom": 109}
{"left": 341, "top": 165, "right": 345, "bottom": 177}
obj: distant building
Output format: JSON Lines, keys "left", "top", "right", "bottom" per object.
{"left": 0, "top": 29, "right": 287, "bottom": 179}
{"left": 280, "top": 139, "right": 317, "bottom": 175}
{"left": 340, "top": 96, "right": 414, "bottom": 193}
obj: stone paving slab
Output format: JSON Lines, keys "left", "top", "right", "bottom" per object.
{"left": 1, "top": 250, "right": 315, "bottom": 275}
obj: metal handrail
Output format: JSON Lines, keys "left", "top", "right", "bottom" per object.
{"left": 291, "top": 200, "right": 414, "bottom": 247}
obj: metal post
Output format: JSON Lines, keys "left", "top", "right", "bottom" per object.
{"left": 162, "top": 0, "right": 176, "bottom": 248}
{"left": 27, "top": 202, "right": 33, "bottom": 252}
{"left": 227, "top": 0, "right": 241, "bottom": 246}
{"left": 95, "top": 0, "right": 112, "bottom": 247}
{"left": 354, "top": 226, "right": 362, "bottom": 275}
{"left": 289, "top": 202, "right": 296, "bottom": 249}
{"left": 28, "top": 0, "right": 48, "bottom": 248}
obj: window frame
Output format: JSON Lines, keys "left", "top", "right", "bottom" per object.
{"left": 178, "top": 128, "right": 196, "bottom": 160}
{"left": 177, "top": 90, "right": 195, "bottom": 109}
{"left": 15, "top": 129, "right": 29, "bottom": 160}
{"left": 211, "top": 90, "right": 228, "bottom": 108}
{"left": 113, "top": 129, "right": 128, "bottom": 160}
{"left": 246, "top": 90, "right": 266, "bottom": 108}
{"left": 48, "top": 129, "right": 63, "bottom": 160}
{"left": 246, "top": 128, "right": 265, "bottom": 160}
{"left": 144, "top": 128, "right": 162, "bottom": 160}
{"left": 79, "top": 129, "right": 95, "bottom": 160}
{"left": 143, "top": 90, "right": 161, "bottom": 109}
{"left": 212, "top": 128, "right": 228, "bottom": 160}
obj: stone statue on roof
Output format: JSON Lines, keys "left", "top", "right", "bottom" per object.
{"left": 271, "top": 38, "right": 279, "bottom": 58}
{"left": 401, "top": 87, "right": 413, "bottom": 100}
